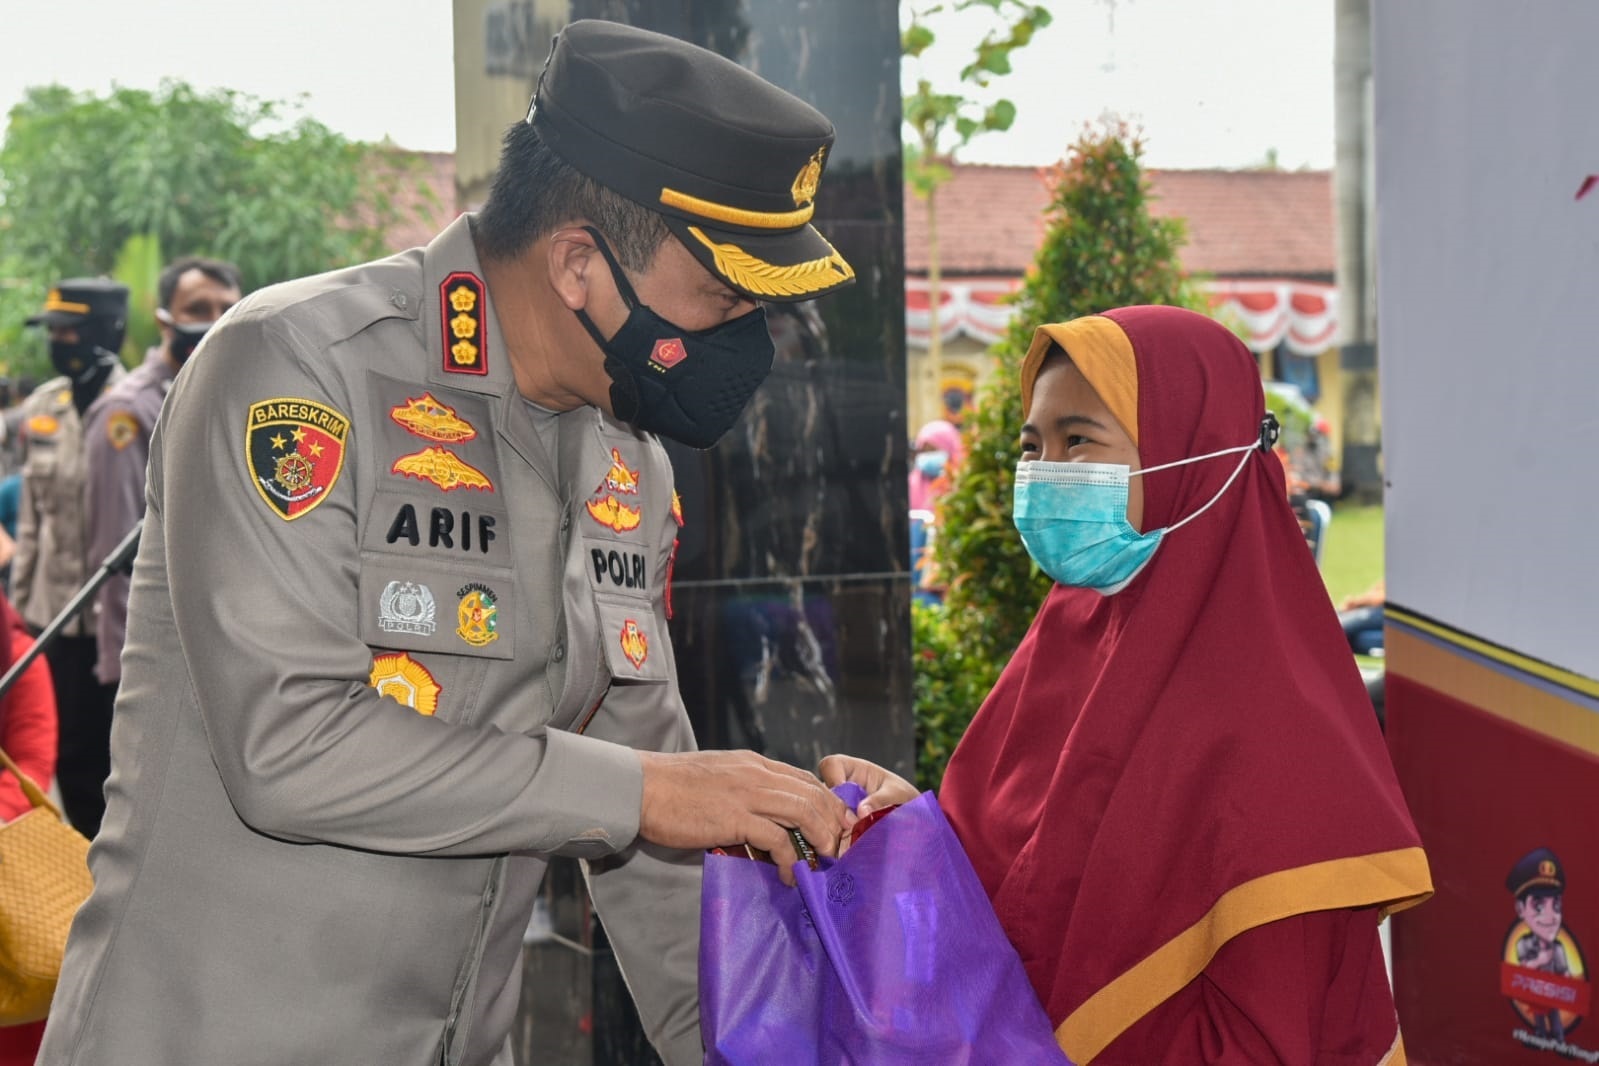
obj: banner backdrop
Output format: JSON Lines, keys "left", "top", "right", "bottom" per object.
{"left": 1377, "top": 3, "right": 1599, "bottom": 1063}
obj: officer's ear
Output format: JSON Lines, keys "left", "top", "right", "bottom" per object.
{"left": 547, "top": 227, "right": 601, "bottom": 312}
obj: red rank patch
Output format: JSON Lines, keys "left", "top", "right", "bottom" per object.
{"left": 441, "top": 271, "right": 489, "bottom": 376}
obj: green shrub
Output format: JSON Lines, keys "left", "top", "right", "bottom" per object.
{"left": 913, "top": 124, "right": 1204, "bottom": 785}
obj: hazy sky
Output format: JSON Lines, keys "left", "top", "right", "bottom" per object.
{"left": 0, "top": 0, "right": 1334, "bottom": 171}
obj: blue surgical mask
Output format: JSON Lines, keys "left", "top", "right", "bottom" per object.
{"left": 915, "top": 450, "right": 948, "bottom": 479}
{"left": 1012, "top": 439, "right": 1260, "bottom": 595}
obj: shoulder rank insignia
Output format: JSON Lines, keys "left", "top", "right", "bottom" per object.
{"left": 619, "top": 618, "right": 649, "bottom": 670}
{"left": 106, "top": 410, "right": 139, "bottom": 451}
{"left": 440, "top": 271, "right": 488, "bottom": 376}
{"left": 246, "top": 398, "right": 350, "bottom": 520}
{"left": 456, "top": 583, "right": 499, "bottom": 647}
{"left": 392, "top": 446, "right": 493, "bottom": 492}
{"left": 27, "top": 414, "right": 59, "bottom": 438}
{"left": 584, "top": 448, "right": 642, "bottom": 533}
{"left": 369, "top": 652, "right": 441, "bottom": 715}
{"left": 390, "top": 393, "right": 477, "bottom": 443}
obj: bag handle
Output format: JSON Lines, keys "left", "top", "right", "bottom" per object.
{"left": 0, "top": 741, "right": 64, "bottom": 818}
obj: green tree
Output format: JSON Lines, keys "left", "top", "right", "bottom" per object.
{"left": 902, "top": 0, "right": 1051, "bottom": 413}
{"left": 0, "top": 81, "right": 434, "bottom": 378}
{"left": 914, "top": 124, "right": 1205, "bottom": 788}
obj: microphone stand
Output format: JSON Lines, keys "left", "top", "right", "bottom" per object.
{"left": 0, "top": 520, "right": 142, "bottom": 704}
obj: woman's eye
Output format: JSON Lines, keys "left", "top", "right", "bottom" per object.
{"left": 1065, "top": 434, "right": 1091, "bottom": 449}
{"left": 1018, "top": 439, "right": 1039, "bottom": 456}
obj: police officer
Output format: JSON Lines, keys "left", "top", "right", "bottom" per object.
{"left": 84, "top": 258, "right": 242, "bottom": 689}
{"left": 41, "top": 21, "right": 856, "bottom": 1066}
{"left": 13, "top": 277, "right": 128, "bottom": 837}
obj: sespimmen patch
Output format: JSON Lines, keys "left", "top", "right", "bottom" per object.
{"left": 246, "top": 397, "right": 351, "bottom": 520}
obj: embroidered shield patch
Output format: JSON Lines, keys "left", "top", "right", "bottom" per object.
{"left": 106, "top": 410, "right": 139, "bottom": 451}
{"left": 246, "top": 398, "right": 350, "bottom": 520}
{"left": 619, "top": 618, "right": 649, "bottom": 669}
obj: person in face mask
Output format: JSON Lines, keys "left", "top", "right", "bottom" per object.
{"left": 37, "top": 23, "right": 858, "bottom": 1066}
{"left": 823, "top": 305, "right": 1433, "bottom": 1065}
{"left": 81, "top": 258, "right": 241, "bottom": 770}
{"left": 11, "top": 278, "right": 129, "bottom": 837}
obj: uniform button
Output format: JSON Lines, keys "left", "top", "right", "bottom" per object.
{"left": 559, "top": 510, "right": 571, "bottom": 533}
{"left": 552, "top": 641, "right": 566, "bottom": 662}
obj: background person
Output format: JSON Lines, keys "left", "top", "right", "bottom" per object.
{"left": 84, "top": 257, "right": 242, "bottom": 694}
{"left": 826, "top": 306, "right": 1431, "bottom": 1065}
{"left": 13, "top": 279, "right": 127, "bottom": 838}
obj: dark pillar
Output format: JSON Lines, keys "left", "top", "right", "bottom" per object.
{"left": 515, "top": 3, "right": 910, "bottom": 1063}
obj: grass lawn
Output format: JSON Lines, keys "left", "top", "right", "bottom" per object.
{"left": 1318, "top": 502, "right": 1384, "bottom": 610}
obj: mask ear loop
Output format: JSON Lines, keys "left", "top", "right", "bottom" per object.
{"left": 1137, "top": 412, "right": 1279, "bottom": 533}
{"left": 579, "top": 226, "right": 641, "bottom": 309}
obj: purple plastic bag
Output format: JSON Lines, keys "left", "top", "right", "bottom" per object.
{"left": 699, "top": 791, "right": 1072, "bottom": 1065}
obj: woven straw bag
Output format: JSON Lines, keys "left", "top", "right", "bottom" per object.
{"left": 0, "top": 744, "right": 92, "bottom": 1025}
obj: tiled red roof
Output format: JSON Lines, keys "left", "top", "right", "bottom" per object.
{"left": 375, "top": 150, "right": 461, "bottom": 253}
{"left": 904, "top": 163, "right": 1333, "bottom": 280}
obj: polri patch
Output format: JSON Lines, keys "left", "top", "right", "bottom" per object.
{"left": 390, "top": 392, "right": 477, "bottom": 442}
{"left": 378, "top": 580, "right": 438, "bottom": 636}
{"left": 246, "top": 397, "right": 350, "bottom": 521}
{"left": 392, "top": 446, "right": 494, "bottom": 492}
{"left": 106, "top": 410, "right": 139, "bottom": 451}
{"left": 369, "top": 652, "right": 441, "bottom": 715}
{"left": 441, "top": 272, "right": 488, "bottom": 376}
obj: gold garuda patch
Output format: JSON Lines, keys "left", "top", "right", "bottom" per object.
{"left": 390, "top": 393, "right": 477, "bottom": 443}
{"left": 391, "top": 446, "right": 493, "bottom": 493}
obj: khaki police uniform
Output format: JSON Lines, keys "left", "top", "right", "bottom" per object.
{"left": 82, "top": 349, "right": 177, "bottom": 683}
{"left": 11, "top": 372, "right": 124, "bottom": 636}
{"left": 39, "top": 215, "right": 703, "bottom": 1066}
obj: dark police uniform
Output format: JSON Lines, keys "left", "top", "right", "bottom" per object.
{"left": 40, "top": 20, "right": 851, "bottom": 1066}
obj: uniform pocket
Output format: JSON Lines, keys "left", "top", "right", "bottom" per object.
{"left": 592, "top": 595, "right": 669, "bottom": 683}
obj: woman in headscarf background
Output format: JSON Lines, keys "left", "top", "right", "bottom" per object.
{"left": 0, "top": 589, "right": 59, "bottom": 1063}
{"left": 825, "top": 306, "right": 1431, "bottom": 1065}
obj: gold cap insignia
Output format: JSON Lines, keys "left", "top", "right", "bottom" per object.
{"left": 1540, "top": 859, "right": 1558, "bottom": 878}
{"left": 791, "top": 147, "right": 826, "bottom": 208}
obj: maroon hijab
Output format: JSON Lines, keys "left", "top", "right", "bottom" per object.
{"left": 939, "top": 306, "right": 1429, "bottom": 1061}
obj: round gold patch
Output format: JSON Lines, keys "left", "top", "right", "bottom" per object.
{"left": 368, "top": 652, "right": 441, "bottom": 715}
{"left": 27, "top": 414, "right": 59, "bottom": 437}
{"left": 106, "top": 411, "right": 139, "bottom": 451}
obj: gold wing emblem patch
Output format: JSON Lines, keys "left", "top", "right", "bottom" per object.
{"left": 390, "top": 393, "right": 477, "bottom": 443}
{"left": 391, "top": 447, "right": 494, "bottom": 492}
{"left": 585, "top": 495, "right": 642, "bottom": 534}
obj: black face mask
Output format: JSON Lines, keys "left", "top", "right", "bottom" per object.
{"left": 49, "top": 338, "right": 118, "bottom": 384}
{"left": 167, "top": 319, "right": 214, "bottom": 365}
{"left": 574, "top": 228, "right": 775, "bottom": 450}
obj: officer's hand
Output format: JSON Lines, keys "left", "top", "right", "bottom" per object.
{"left": 818, "top": 754, "right": 919, "bottom": 820}
{"left": 637, "top": 750, "right": 853, "bottom": 885}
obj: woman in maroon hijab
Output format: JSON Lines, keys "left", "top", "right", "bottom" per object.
{"left": 825, "top": 306, "right": 1431, "bottom": 1065}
